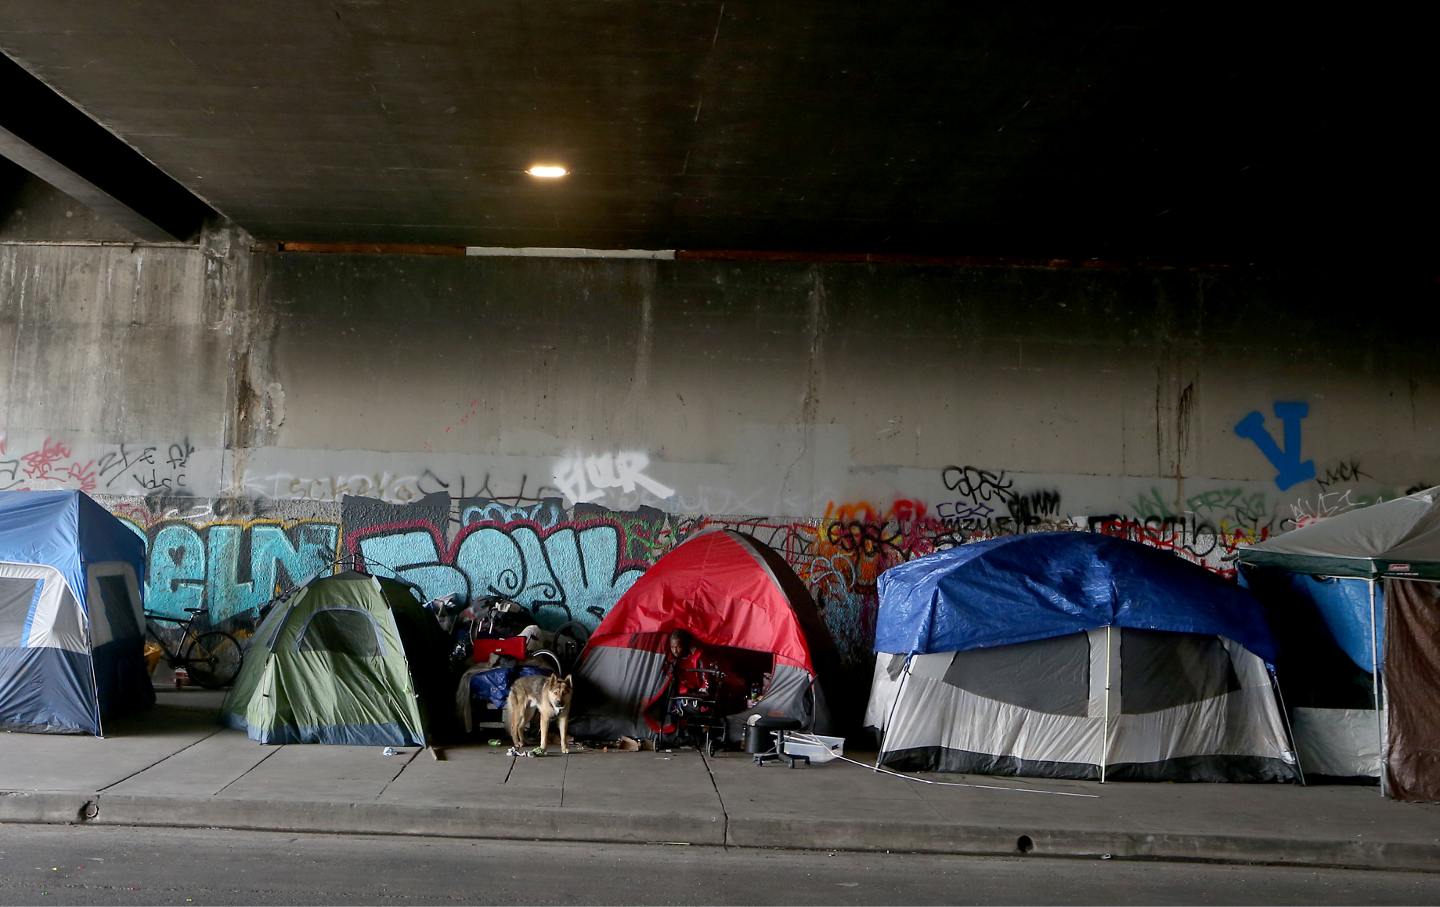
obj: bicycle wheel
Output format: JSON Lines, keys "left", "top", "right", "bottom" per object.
{"left": 184, "top": 631, "right": 243, "bottom": 689}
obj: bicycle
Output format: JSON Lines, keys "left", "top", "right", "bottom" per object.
{"left": 144, "top": 607, "right": 244, "bottom": 689}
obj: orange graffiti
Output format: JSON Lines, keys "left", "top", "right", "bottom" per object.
{"left": 814, "top": 498, "right": 941, "bottom": 586}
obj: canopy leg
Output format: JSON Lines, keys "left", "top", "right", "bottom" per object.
{"left": 1370, "top": 579, "right": 1385, "bottom": 797}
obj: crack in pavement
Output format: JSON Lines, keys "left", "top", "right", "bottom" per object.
{"left": 699, "top": 750, "right": 729, "bottom": 847}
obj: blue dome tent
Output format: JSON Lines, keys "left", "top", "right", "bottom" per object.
{"left": 866, "top": 533, "right": 1297, "bottom": 782}
{"left": 0, "top": 490, "right": 153, "bottom": 734}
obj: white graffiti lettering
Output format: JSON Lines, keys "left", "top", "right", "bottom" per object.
{"left": 552, "top": 451, "right": 675, "bottom": 505}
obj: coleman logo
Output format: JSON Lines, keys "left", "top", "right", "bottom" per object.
{"left": 1389, "top": 564, "right": 1412, "bottom": 573}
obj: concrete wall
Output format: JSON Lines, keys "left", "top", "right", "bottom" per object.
{"left": 3, "top": 233, "right": 1437, "bottom": 693}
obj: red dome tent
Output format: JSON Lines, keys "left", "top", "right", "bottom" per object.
{"left": 571, "top": 528, "right": 836, "bottom": 744}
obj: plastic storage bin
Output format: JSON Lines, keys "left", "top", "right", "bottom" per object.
{"left": 779, "top": 733, "right": 845, "bottom": 763}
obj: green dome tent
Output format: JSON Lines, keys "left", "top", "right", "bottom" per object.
{"left": 221, "top": 571, "right": 448, "bottom": 746}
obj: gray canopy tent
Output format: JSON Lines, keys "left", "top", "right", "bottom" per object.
{"left": 1238, "top": 486, "right": 1440, "bottom": 800}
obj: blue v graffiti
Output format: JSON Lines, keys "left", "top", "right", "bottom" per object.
{"left": 1234, "top": 402, "right": 1316, "bottom": 491}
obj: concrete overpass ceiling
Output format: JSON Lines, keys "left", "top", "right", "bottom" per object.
{"left": 0, "top": 4, "right": 1417, "bottom": 262}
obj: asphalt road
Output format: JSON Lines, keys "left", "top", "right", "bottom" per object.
{"left": 1, "top": 824, "right": 1438, "bottom": 905}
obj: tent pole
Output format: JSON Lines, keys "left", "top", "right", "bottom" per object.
{"left": 1100, "top": 625, "right": 1112, "bottom": 784}
{"left": 875, "top": 655, "right": 912, "bottom": 772}
{"left": 1270, "top": 669, "right": 1305, "bottom": 786}
{"left": 1369, "top": 578, "right": 1385, "bottom": 798}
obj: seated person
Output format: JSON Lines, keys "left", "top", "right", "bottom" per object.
{"left": 642, "top": 629, "right": 721, "bottom": 741}
{"left": 665, "top": 629, "right": 712, "bottom": 700}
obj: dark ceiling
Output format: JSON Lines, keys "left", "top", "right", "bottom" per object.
{"left": 0, "top": 4, "right": 1422, "bottom": 263}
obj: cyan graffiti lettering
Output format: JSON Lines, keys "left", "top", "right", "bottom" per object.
{"left": 355, "top": 527, "right": 470, "bottom": 602}
{"left": 128, "top": 520, "right": 340, "bottom": 623}
{"left": 352, "top": 519, "right": 644, "bottom": 631}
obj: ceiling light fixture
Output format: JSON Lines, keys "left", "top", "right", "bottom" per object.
{"left": 526, "top": 164, "right": 568, "bottom": 178}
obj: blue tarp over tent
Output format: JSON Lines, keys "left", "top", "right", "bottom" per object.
{"left": 1239, "top": 570, "right": 1382, "bottom": 673}
{"left": 0, "top": 490, "right": 152, "bottom": 734}
{"left": 875, "top": 532, "right": 1278, "bottom": 662}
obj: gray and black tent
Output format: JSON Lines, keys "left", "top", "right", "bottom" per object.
{"left": 867, "top": 533, "right": 1298, "bottom": 782}
{"left": 570, "top": 529, "right": 837, "bottom": 745}
{"left": 1238, "top": 486, "right": 1440, "bottom": 800}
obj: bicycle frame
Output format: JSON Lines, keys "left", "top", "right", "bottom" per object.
{"left": 144, "top": 610, "right": 207, "bottom": 667}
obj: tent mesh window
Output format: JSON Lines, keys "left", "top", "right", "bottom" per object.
{"left": 297, "top": 609, "right": 384, "bottom": 657}
{"left": 942, "top": 632, "right": 1090, "bottom": 716}
{"left": 0, "top": 577, "right": 39, "bottom": 647}
{"left": 1119, "top": 629, "right": 1239, "bottom": 714}
{"left": 96, "top": 575, "right": 141, "bottom": 641}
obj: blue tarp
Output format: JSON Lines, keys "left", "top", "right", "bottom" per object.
{"left": 875, "top": 532, "right": 1278, "bottom": 662}
{"left": 1239, "top": 568, "right": 1383, "bottom": 673}
{"left": 470, "top": 664, "right": 554, "bottom": 710}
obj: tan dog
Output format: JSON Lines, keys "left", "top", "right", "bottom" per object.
{"left": 505, "top": 673, "right": 573, "bottom": 754}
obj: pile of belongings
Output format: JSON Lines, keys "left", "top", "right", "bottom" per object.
{"left": 450, "top": 596, "right": 564, "bottom": 734}
{"left": 455, "top": 657, "right": 558, "bottom": 734}
{"left": 442, "top": 596, "right": 537, "bottom": 672}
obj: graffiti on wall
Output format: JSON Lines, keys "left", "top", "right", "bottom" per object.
{"left": 342, "top": 493, "right": 665, "bottom": 632}
{"left": 1085, "top": 515, "right": 1267, "bottom": 579}
{"left": 117, "top": 514, "right": 341, "bottom": 624}
{"left": 1, "top": 436, "right": 98, "bottom": 492}
{"left": 685, "top": 468, "right": 1074, "bottom": 665}
{"left": 13, "top": 396, "right": 1431, "bottom": 674}
{"left": 936, "top": 466, "right": 1069, "bottom": 535}
{"left": 238, "top": 471, "right": 430, "bottom": 504}
{"left": 0, "top": 434, "right": 195, "bottom": 497}
{"left": 1234, "top": 401, "right": 1316, "bottom": 491}
{"left": 552, "top": 450, "right": 675, "bottom": 506}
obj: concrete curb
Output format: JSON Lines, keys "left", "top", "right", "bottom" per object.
{"left": 88, "top": 793, "right": 726, "bottom": 847}
{"left": 725, "top": 814, "right": 1440, "bottom": 873}
{"left": 0, "top": 790, "right": 96, "bottom": 825}
{"left": 4, "top": 789, "right": 1438, "bottom": 873}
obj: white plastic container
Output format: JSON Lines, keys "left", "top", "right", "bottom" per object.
{"left": 778, "top": 733, "right": 845, "bottom": 763}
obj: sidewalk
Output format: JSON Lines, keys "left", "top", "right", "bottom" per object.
{"left": 3, "top": 686, "right": 1439, "bottom": 873}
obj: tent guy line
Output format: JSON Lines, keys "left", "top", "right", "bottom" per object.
{"left": 785, "top": 735, "right": 1101, "bottom": 798}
